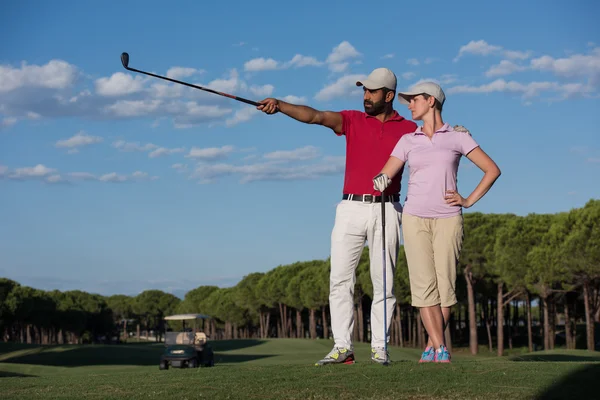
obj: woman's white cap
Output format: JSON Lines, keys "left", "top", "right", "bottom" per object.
{"left": 397, "top": 81, "right": 446, "bottom": 105}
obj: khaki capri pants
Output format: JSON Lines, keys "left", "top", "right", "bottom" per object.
{"left": 401, "top": 213, "right": 464, "bottom": 308}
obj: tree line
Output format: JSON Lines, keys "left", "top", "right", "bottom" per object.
{"left": 1, "top": 199, "right": 598, "bottom": 355}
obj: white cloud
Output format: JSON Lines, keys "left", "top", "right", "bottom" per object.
{"left": 402, "top": 72, "right": 416, "bottom": 80}
{"left": 68, "top": 172, "right": 97, "bottom": 181}
{"left": 440, "top": 74, "right": 458, "bottom": 84}
{"left": 1, "top": 165, "right": 158, "bottom": 184}
{"left": 46, "top": 174, "right": 64, "bottom": 183}
{"left": 0, "top": 60, "right": 78, "bottom": 92}
{"left": 95, "top": 72, "right": 145, "bottom": 96}
{"left": 1, "top": 117, "right": 17, "bottom": 129}
{"left": 382, "top": 54, "right": 394, "bottom": 59}
{"left": 66, "top": 171, "right": 156, "bottom": 183}
{"left": 0, "top": 59, "right": 253, "bottom": 128}
{"left": 454, "top": 40, "right": 532, "bottom": 62}
{"left": 176, "top": 103, "right": 233, "bottom": 124}
{"left": 249, "top": 84, "right": 274, "bottom": 97}
{"left": 244, "top": 58, "right": 279, "bottom": 72}
{"left": 263, "top": 145, "right": 320, "bottom": 161}
{"left": 454, "top": 40, "right": 502, "bottom": 61}
{"left": 244, "top": 54, "right": 323, "bottom": 72}
{"left": 281, "top": 95, "right": 307, "bottom": 104}
{"left": 105, "top": 99, "right": 162, "bottom": 117}
{"left": 99, "top": 172, "right": 129, "bottom": 182}
{"left": 447, "top": 79, "right": 593, "bottom": 100}
{"left": 283, "top": 54, "right": 323, "bottom": 68}
{"left": 113, "top": 140, "right": 158, "bottom": 152}
{"left": 148, "top": 147, "right": 185, "bottom": 158}
{"left": 55, "top": 131, "right": 103, "bottom": 150}
{"left": 504, "top": 50, "right": 532, "bottom": 60}
{"left": 171, "top": 163, "right": 188, "bottom": 173}
{"left": 149, "top": 83, "right": 184, "bottom": 98}
{"left": 530, "top": 48, "right": 600, "bottom": 82}
{"left": 324, "top": 41, "right": 362, "bottom": 72}
{"left": 166, "top": 67, "right": 205, "bottom": 80}
{"left": 407, "top": 58, "right": 419, "bottom": 66}
{"left": 8, "top": 164, "right": 56, "bottom": 179}
{"left": 190, "top": 155, "right": 345, "bottom": 184}
{"left": 329, "top": 62, "right": 349, "bottom": 73}
{"left": 326, "top": 41, "right": 361, "bottom": 65}
{"left": 314, "top": 74, "right": 366, "bottom": 101}
{"left": 485, "top": 60, "right": 527, "bottom": 77}
{"left": 225, "top": 107, "right": 261, "bottom": 127}
{"left": 206, "top": 69, "right": 246, "bottom": 93}
{"left": 185, "top": 145, "right": 235, "bottom": 160}
{"left": 132, "top": 171, "right": 158, "bottom": 181}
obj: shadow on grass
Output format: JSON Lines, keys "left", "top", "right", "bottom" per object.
{"left": 210, "top": 339, "right": 266, "bottom": 352}
{"left": 510, "top": 354, "right": 600, "bottom": 362}
{"left": 1, "top": 340, "right": 271, "bottom": 367}
{"left": 213, "top": 353, "right": 274, "bottom": 365}
{"left": 0, "top": 370, "right": 37, "bottom": 378}
{"left": 534, "top": 364, "right": 600, "bottom": 400}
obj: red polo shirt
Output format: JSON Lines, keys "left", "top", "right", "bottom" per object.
{"left": 337, "top": 110, "right": 417, "bottom": 195}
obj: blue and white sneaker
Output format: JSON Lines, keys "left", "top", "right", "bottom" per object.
{"left": 434, "top": 345, "right": 451, "bottom": 363}
{"left": 419, "top": 346, "right": 435, "bottom": 363}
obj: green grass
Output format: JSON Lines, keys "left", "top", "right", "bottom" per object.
{"left": 0, "top": 339, "right": 598, "bottom": 399}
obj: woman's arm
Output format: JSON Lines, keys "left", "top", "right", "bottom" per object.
{"left": 381, "top": 156, "right": 406, "bottom": 179}
{"left": 445, "top": 147, "right": 501, "bottom": 208}
{"left": 373, "top": 156, "right": 406, "bottom": 192}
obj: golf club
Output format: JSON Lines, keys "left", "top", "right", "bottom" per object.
{"left": 120, "top": 52, "right": 261, "bottom": 106}
{"left": 381, "top": 192, "right": 389, "bottom": 366}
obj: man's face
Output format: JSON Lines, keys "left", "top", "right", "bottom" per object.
{"left": 363, "top": 88, "right": 388, "bottom": 116}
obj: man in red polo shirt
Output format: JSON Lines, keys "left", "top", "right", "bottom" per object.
{"left": 257, "top": 68, "right": 416, "bottom": 365}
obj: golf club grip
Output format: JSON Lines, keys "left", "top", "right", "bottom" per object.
{"left": 125, "top": 67, "right": 260, "bottom": 107}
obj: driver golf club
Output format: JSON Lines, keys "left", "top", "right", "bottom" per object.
{"left": 120, "top": 52, "right": 260, "bottom": 106}
{"left": 381, "top": 192, "right": 389, "bottom": 366}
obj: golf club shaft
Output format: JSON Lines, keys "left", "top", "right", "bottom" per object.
{"left": 123, "top": 64, "right": 260, "bottom": 107}
{"left": 381, "top": 193, "right": 387, "bottom": 357}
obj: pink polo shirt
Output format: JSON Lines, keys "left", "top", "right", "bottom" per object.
{"left": 390, "top": 123, "right": 479, "bottom": 218}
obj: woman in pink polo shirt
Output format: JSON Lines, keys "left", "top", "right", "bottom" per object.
{"left": 372, "top": 81, "right": 501, "bottom": 363}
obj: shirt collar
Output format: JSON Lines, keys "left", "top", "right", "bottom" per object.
{"left": 413, "top": 123, "right": 452, "bottom": 135}
{"left": 364, "top": 110, "right": 406, "bottom": 122}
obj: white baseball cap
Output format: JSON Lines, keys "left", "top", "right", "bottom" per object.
{"left": 356, "top": 68, "right": 397, "bottom": 91}
{"left": 397, "top": 81, "right": 446, "bottom": 105}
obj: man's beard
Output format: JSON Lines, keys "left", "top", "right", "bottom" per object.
{"left": 364, "top": 99, "right": 386, "bottom": 116}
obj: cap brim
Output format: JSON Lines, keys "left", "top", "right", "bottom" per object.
{"left": 356, "top": 79, "right": 384, "bottom": 90}
{"left": 397, "top": 91, "right": 419, "bottom": 105}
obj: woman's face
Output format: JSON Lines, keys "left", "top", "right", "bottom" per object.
{"left": 407, "top": 94, "right": 432, "bottom": 120}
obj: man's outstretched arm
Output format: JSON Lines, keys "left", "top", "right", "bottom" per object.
{"left": 257, "top": 98, "right": 343, "bottom": 134}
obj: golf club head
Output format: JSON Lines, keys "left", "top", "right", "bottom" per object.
{"left": 121, "top": 52, "right": 130, "bottom": 68}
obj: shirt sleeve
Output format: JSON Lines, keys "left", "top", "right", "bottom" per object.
{"left": 390, "top": 135, "right": 409, "bottom": 162}
{"left": 337, "top": 110, "right": 355, "bottom": 137}
{"left": 458, "top": 131, "right": 480, "bottom": 155}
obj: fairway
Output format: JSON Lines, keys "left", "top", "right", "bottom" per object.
{"left": 1, "top": 340, "right": 598, "bottom": 400}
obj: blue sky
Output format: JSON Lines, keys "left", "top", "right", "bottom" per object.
{"left": 1, "top": 0, "right": 599, "bottom": 298}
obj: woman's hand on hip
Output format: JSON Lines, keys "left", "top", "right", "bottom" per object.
{"left": 445, "top": 190, "right": 471, "bottom": 208}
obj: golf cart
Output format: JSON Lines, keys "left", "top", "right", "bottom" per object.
{"left": 159, "top": 313, "right": 215, "bottom": 370}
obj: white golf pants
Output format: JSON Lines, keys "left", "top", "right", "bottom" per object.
{"left": 329, "top": 199, "right": 401, "bottom": 349}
